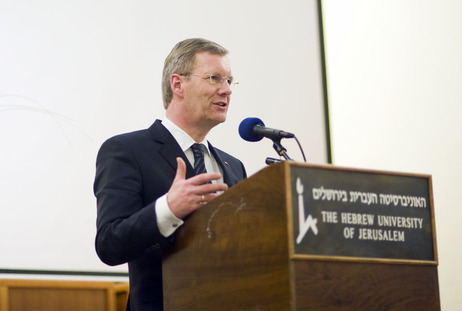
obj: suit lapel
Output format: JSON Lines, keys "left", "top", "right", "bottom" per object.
{"left": 147, "top": 120, "right": 241, "bottom": 185}
{"left": 148, "top": 120, "right": 196, "bottom": 179}
{"left": 208, "top": 142, "right": 240, "bottom": 187}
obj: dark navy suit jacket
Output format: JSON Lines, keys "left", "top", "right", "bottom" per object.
{"left": 94, "top": 120, "right": 247, "bottom": 310}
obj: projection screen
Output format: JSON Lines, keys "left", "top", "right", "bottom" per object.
{"left": 0, "top": 0, "right": 329, "bottom": 277}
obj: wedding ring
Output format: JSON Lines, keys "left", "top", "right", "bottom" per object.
{"left": 201, "top": 194, "right": 205, "bottom": 201}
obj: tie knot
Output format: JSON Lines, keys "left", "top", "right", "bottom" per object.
{"left": 191, "top": 143, "right": 207, "bottom": 159}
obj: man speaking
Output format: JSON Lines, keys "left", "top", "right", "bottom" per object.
{"left": 94, "top": 38, "right": 247, "bottom": 310}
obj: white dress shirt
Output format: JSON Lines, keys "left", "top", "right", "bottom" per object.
{"left": 155, "top": 116, "right": 223, "bottom": 237}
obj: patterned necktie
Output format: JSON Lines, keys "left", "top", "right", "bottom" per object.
{"left": 191, "top": 143, "right": 207, "bottom": 175}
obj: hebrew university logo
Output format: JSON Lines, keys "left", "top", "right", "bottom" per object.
{"left": 296, "top": 178, "right": 318, "bottom": 244}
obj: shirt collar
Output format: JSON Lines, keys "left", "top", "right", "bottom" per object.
{"left": 162, "top": 116, "right": 210, "bottom": 154}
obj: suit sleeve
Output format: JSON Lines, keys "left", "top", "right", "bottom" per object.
{"left": 94, "top": 136, "right": 171, "bottom": 266}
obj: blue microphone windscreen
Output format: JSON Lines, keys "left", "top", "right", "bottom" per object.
{"left": 239, "top": 117, "right": 265, "bottom": 142}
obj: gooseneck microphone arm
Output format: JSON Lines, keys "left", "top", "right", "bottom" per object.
{"left": 272, "top": 138, "right": 292, "bottom": 160}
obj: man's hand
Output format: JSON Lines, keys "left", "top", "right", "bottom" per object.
{"left": 166, "top": 157, "right": 228, "bottom": 219}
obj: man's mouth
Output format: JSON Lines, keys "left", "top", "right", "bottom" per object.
{"left": 214, "top": 102, "right": 227, "bottom": 107}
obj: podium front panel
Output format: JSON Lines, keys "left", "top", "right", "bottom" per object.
{"left": 286, "top": 163, "right": 437, "bottom": 264}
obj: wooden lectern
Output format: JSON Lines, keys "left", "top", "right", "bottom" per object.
{"left": 162, "top": 162, "right": 440, "bottom": 310}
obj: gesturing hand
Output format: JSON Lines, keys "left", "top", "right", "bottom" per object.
{"left": 166, "top": 157, "right": 228, "bottom": 219}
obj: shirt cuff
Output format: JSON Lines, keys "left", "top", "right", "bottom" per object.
{"left": 155, "top": 194, "right": 184, "bottom": 237}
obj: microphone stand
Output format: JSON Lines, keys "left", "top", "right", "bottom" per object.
{"left": 272, "top": 139, "right": 292, "bottom": 160}
{"left": 262, "top": 133, "right": 306, "bottom": 166}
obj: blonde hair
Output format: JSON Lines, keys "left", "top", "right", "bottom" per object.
{"left": 162, "top": 38, "right": 228, "bottom": 108}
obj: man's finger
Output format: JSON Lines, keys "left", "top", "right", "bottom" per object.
{"left": 173, "top": 157, "right": 187, "bottom": 182}
{"left": 190, "top": 172, "right": 223, "bottom": 185}
{"left": 195, "top": 182, "right": 228, "bottom": 195}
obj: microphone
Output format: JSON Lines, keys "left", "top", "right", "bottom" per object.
{"left": 238, "top": 117, "right": 295, "bottom": 142}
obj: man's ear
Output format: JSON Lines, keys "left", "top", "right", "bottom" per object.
{"left": 170, "top": 74, "right": 184, "bottom": 98}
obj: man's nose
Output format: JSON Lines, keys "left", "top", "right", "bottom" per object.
{"left": 218, "top": 81, "right": 232, "bottom": 95}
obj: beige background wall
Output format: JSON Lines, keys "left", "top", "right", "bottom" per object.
{"left": 323, "top": 1, "right": 462, "bottom": 309}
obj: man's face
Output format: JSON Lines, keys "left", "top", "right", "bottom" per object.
{"left": 181, "top": 51, "right": 233, "bottom": 128}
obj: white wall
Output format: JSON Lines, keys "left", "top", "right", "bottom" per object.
{"left": 0, "top": 0, "right": 327, "bottom": 276}
{"left": 322, "top": 1, "right": 462, "bottom": 309}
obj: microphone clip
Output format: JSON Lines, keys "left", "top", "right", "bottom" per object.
{"left": 272, "top": 139, "right": 293, "bottom": 161}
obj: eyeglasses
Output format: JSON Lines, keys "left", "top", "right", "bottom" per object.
{"left": 181, "top": 73, "right": 239, "bottom": 89}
